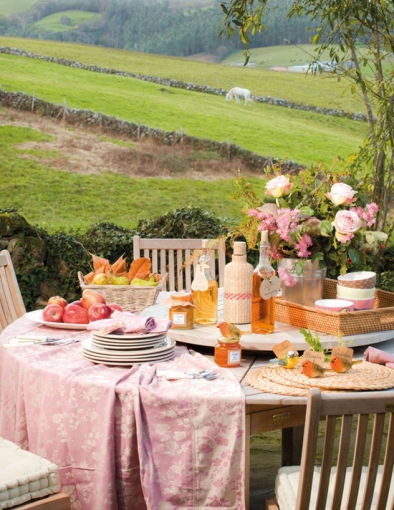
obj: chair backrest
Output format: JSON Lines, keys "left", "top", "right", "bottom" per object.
{"left": 295, "top": 387, "right": 394, "bottom": 510}
{"left": 133, "top": 236, "right": 226, "bottom": 292}
{"left": 0, "top": 250, "right": 26, "bottom": 332}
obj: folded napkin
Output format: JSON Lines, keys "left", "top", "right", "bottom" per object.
{"left": 86, "top": 311, "right": 171, "bottom": 334}
{"left": 364, "top": 346, "right": 394, "bottom": 369}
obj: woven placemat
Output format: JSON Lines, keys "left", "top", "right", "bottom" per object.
{"left": 246, "top": 361, "right": 394, "bottom": 395}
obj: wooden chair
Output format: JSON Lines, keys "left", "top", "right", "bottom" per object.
{"left": 17, "top": 493, "right": 71, "bottom": 509}
{"left": 0, "top": 249, "right": 26, "bottom": 333}
{"left": 265, "top": 387, "right": 394, "bottom": 510}
{"left": 133, "top": 236, "right": 226, "bottom": 292}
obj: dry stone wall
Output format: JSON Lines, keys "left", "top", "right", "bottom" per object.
{"left": 0, "top": 89, "right": 305, "bottom": 173}
{"left": 0, "top": 46, "right": 368, "bottom": 122}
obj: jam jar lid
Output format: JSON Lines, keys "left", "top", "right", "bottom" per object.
{"left": 217, "top": 335, "right": 241, "bottom": 344}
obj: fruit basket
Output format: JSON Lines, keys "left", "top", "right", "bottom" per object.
{"left": 78, "top": 272, "right": 167, "bottom": 312}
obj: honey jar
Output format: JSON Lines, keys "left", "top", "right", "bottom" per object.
{"left": 167, "top": 292, "right": 195, "bottom": 330}
{"left": 214, "top": 336, "right": 242, "bottom": 367}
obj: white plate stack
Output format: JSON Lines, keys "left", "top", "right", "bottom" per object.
{"left": 82, "top": 331, "right": 175, "bottom": 366}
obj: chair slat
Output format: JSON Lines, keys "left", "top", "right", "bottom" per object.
{"left": 176, "top": 250, "right": 184, "bottom": 291}
{"left": 0, "top": 250, "right": 26, "bottom": 333}
{"left": 362, "top": 414, "right": 385, "bottom": 509}
{"left": 315, "top": 416, "right": 337, "bottom": 509}
{"left": 347, "top": 414, "right": 369, "bottom": 510}
{"left": 376, "top": 414, "right": 394, "bottom": 510}
{"left": 331, "top": 415, "right": 352, "bottom": 510}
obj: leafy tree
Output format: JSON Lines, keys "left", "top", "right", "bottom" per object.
{"left": 219, "top": 0, "right": 394, "bottom": 235}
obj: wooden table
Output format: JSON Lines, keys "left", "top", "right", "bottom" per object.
{"left": 168, "top": 325, "right": 394, "bottom": 509}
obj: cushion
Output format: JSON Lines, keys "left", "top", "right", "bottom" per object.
{"left": 276, "top": 465, "right": 394, "bottom": 510}
{"left": 0, "top": 438, "right": 60, "bottom": 509}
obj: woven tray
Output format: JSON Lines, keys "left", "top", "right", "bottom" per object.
{"left": 246, "top": 361, "right": 394, "bottom": 396}
{"left": 78, "top": 272, "right": 167, "bottom": 312}
{"left": 275, "top": 278, "right": 394, "bottom": 336}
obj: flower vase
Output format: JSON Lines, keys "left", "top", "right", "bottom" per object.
{"left": 278, "top": 259, "right": 327, "bottom": 307}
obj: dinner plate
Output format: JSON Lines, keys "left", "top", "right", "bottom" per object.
{"left": 91, "top": 337, "right": 168, "bottom": 350}
{"left": 82, "top": 351, "right": 175, "bottom": 366}
{"left": 91, "top": 332, "right": 167, "bottom": 343}
{"left": 25, "top": 310, "right": 89, "bottom": 330}
{"left": 91, "top": 330, "right": 168, "bottom": 340}
{"left": 82, "top": 338, "right": 175, "bottom": 357}
{"left": 82, "top": 349, "right": 175, "bottom": 362}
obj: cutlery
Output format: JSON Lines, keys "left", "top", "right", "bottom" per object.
{"left": 156, "top": 369, "right": 220, "bottom": 380}
{"left": 16, "top": 335, "right": 73, "bottom": 344}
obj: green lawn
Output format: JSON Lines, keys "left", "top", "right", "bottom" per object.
{"left": 0, "top": 52, "right": 367, "bottom": 167}
{"left": 35, "top": 10, "right": 101, "bottom": 33}
{"left": 0, "top": 123, "right": 268, "bottom": 231}
{"left": 0, "top": 37, "right": 366, "bottom": 113}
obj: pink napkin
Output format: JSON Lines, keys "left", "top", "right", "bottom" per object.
{"left": 364, "top": 346, "right": 394, "bottom": 369}
{"left": 86, "top": 311, "right": 172, "bottom": 334}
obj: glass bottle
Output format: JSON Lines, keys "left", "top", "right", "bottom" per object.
{"left": 191, "top": 240, "right": 218, "bottom": 326}
{"left": 252, "top": 230, "right": 276, "bottom": 334}
{"left": 214, "top": 337, "right": 242, "bottom": 367}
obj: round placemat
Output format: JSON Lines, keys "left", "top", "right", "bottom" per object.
{"left": 246, "top": 361, "right": 394, "bottom": 395}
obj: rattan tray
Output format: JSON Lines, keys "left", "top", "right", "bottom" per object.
{"left": 275, "top": 279, "right": 394, "bottom": 336}
{"left": 78, "top": 272, "right": 167, "bottom": 312}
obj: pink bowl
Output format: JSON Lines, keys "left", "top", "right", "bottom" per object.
{"left": 345, "top": 297, "right": 376, "bottom": 310}
{"left": 315, "top": 299, "right": 354, "bottom": 312}
{"left": 337, "top": 271, "right": 376, "bottom": 289}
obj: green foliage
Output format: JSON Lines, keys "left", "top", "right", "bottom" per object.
{"left": 136, "top": 206, "right": 231, "bottom": 239}
{"left": 300, "top": 327, "right": 331, "bottom": 361}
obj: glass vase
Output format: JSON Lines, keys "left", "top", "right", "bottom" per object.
{"left": 278, "top": 259, "right": 327, "bottom": 307}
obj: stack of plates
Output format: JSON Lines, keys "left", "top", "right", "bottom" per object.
{"left": 82, "top": 331, "right": 175, "bottom": 366}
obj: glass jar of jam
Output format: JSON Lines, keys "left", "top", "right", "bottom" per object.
{"left": 169, "top": 304, "right": 194, "bottom": 329}
{"left": 214, "top": 336, "right": 242, "bottom": 367}
{"left": 168, "top": 292, "right": 195, "bottom": 330}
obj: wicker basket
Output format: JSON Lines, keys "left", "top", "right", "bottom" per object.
{"left": 275, "top": 278, "right": 394, "bottom": 337}
{"left": 78, "top": 272, "right": 167, "bottom": 312}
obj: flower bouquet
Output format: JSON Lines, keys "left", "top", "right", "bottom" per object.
{"left": 231, "top": 164, "right": 387, "bottom": 285}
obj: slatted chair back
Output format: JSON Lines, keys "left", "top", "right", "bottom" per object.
{"left": 0, "top": 250, "right": 26, "bottom": 333}
{"left": 268, "top": 387, "right": 394, "bottom": 510}
{"left": 132, "top": 236, "right": 225, "bottom": 292}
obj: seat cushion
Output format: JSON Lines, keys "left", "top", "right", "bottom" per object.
{"left": 0, "top": 438, "right": 60, "bottom": 510}
{"left": 276, "top": 465, "right": 394, "bottom": 510}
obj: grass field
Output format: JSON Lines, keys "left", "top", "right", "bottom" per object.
{"left": 0, "top": 0, "right": 36, "bottom": 15}
{"left": 35, "top": 10, "right": 101, "bottom": 33}
{"left": 0, "top": 37, "right": 366, "bottom": 114}
{"left": 0, "top": 121, "right": 268, "bottom": 231}
{"left": 0, "top": 52, "right": 367, "bottom": 167}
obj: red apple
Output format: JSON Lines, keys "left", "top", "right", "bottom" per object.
{"left": 88, "top": 303, "right": 112, "bottom": 322}
{"left": 47, "top": 295, "right": 68, "bottom": 309}
{"left": 63, "top": 303, "right": 89, "bottom": 324}
{"left": 42, "top": 304, "right": 64, "bottom": 323}
{"left": 107, "top": 303, "right": 123, "bottom": 314}
{"left": 80, "top": 289, "right": 106, "bottom": 310}
{"left": 69, "top": 300, "right": 83, "bottom": 307}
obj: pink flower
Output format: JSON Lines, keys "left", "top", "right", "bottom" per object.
{"left": 265, "top": 176, "right": 292, "bottom": 198}
{"left": 332, "top": 210, "right": 362, "bottom": 243}
{"left": 276, "top": 209, "right": 300, "bottom": 242}
{"left": 278, "top": 267, "right": 298, "bottom": 287}
{"left": 326, "top": 183, "right": 357, "bottom": 205}
{"left": 294, "top": 234, "right": 312, "bottom": 258}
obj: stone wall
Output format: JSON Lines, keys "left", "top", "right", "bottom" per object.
{"left": 0, "top": 89, "right": 305, "bottom": 173}
{"left": 0, "top": 46, "right": 368, "bottom": 122}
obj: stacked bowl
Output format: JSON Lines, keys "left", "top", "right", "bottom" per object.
{"left": 336, "top": 271, "right": 376, "bottom": 310}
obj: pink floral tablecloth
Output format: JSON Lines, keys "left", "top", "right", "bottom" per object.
{"left": 0, "top": 317, "right": 245, "bottom": 509}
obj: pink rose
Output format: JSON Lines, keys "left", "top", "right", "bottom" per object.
{"left": 332, "top": 210, "right": 362, "bottom": 243}
{"left": 265, "top": 176, "right": 292, "bottom": 198}
{"left": 326, "top": 183, "right": 357, "bottom": 205}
